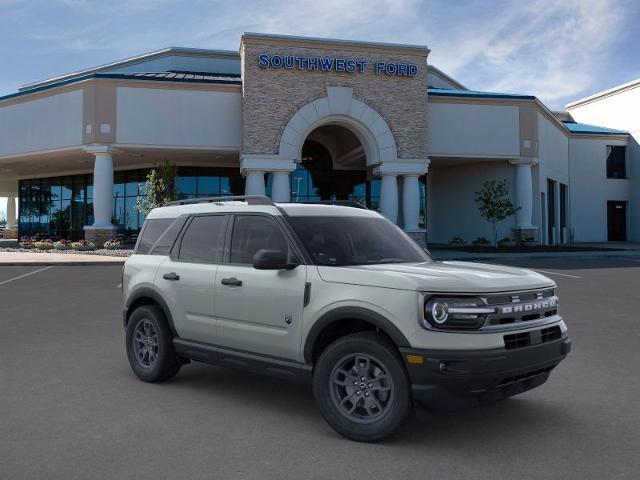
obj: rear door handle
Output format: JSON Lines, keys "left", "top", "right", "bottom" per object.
{"left": 162, "top": 272, "right": 180, "bottom": 281}
{"left": 221, "top": 277, "right": 242, "bottom": 287}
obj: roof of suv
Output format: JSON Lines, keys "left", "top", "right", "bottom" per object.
{"left": 146, "top": 201, "right": 381, "bottom": 220}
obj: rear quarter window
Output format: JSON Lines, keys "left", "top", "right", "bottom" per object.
{"left": 135, "top": 218, "right": 179, "bottom": 255}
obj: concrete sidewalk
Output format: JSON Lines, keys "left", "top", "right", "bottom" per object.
{"left": 0, "top": 251, "right": 127, "bottom": 266}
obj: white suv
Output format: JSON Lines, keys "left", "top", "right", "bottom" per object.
{"left": 122, "top": 196, "right": 570, "bottom": 442}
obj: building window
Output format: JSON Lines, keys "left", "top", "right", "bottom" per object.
{"left": 606, "top": 146, "right": 626, "bottom": 179}
{"left": 18, "top": 166, "right": 244, "bottom": 243}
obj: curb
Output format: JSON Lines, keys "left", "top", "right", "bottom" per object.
{"left": 0, "top": 260, "right": 126, "bottom": 266}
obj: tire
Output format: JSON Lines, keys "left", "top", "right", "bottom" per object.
{"left": 313, "top": 331, "right": 412, "bottom": 442}
{"left": 125, "top": 304, "right": 181, "bottom": 382}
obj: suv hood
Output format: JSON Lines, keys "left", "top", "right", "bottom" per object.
{"left": 317, "top": 261, "right": 554, "bottom": 293}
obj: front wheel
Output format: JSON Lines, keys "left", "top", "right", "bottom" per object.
{"left": 313, "top": 332, "right": 412, "bottom": 442}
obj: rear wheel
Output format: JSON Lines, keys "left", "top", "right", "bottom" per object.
{"left": 313, "top": 332, "right": 412, "bottom": 442}
{"left": 126, "top": 305, "right": 181, "bottom": 382}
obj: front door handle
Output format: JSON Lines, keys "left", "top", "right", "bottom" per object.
{"left": 221, "top": 277, "right": 242, "bottom": 287}
{"left": 162, "top": 272, "right": 180, "bottom": 281}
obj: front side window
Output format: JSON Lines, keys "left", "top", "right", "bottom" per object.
{"left": 287, "top": 216, "right": 431, "bottom": 266}
{"left": 229, "top": 215, "right": 289, "bottom": 264}
{"left": 177, "top": 215, "right": 227, "bottom": 263}
{"left": 606, "top": 146, "right": 626, "bottom": 179}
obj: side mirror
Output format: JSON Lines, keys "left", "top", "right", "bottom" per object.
{"left": 252, "top": 249, "right": 298, "bottom": 270}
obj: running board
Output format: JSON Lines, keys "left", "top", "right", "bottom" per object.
{"left": 173, "top": 339, "right": 312, "bottom": 382}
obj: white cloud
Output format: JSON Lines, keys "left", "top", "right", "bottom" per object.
{"left": 425, "top": 0, "right": 631, "bottom": 108}
{"left": 4, "top": 0, "right": 634, "bottom": 109}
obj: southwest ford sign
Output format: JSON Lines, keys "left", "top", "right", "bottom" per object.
{"left": 257, "top": 54, "right": 418, "bottom": 77}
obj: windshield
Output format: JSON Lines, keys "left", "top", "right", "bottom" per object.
{"left": 287, "top": 215, "right": 432, "bottom": 266}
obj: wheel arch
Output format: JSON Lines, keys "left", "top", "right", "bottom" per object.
{"left": 124, "top": 287, "right": 178, "bottom": 337}
{"left": 303, "top": 307, "right": 410, "bottom": 364}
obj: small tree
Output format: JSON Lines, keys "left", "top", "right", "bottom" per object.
{"left": 474, "top": 179, "right": 519, "bottom": 246}
{"left": 136, "top": 160, "right": 178, "bottom": 215}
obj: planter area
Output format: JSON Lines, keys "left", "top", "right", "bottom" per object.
{"left": 0, "top": 247, "right": 132, "bottom": 257}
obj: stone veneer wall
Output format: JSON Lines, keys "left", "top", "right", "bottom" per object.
{"left": 240, "top": 36, "right": 429, "bottom": 160}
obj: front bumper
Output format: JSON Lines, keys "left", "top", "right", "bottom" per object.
{"left": 399, "top": 335, "right": 571, "bottom": 410}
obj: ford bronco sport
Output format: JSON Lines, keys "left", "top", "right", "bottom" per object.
{"left": 122, "top": 195, "right": 570, "bottom": 442}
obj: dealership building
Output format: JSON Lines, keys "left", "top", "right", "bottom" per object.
{"left": 0, "top": 33, "right": 637, "bottom": 246}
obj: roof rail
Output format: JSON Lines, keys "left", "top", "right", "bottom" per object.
{"left": 301, "top": 200, "right": 368, "bottom": 209}
{"left": 162, "top": 195, "right": 274, "bottom": 207}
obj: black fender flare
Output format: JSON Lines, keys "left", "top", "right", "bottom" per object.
{"left": 123, "top": 286, "right": 178, "bottom": 337}
{"left": 303, "top": 306, "right": 410, "bottom": 364}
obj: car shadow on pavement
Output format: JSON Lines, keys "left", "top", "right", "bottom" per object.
{"left": 159, "top": 362, "right": 577, "bottom": 445}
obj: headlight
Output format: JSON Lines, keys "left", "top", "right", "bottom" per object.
{"left": 424, "top": 297, "right": 494, "bottom": 330}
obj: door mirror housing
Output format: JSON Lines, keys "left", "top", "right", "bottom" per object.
{"left": 252, "top": 249, "right": 298, "bottom": 270}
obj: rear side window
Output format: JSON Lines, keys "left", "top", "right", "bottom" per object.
{"left": 149, "top": 216, "right": 187, "bottom": 255}
{"left": 135, "top": 218, "right": 174, "bottom": 254}
{"left": 229, "top": 215, "right": 289, "bottom": 264}
{"left": 177, "top": 215, "right": 227, "bottom": 263}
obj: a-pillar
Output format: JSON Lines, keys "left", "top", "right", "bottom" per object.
{"left": 84, "top": 145, "right": 118, "bottom": 246}
{"left": 509, "top": 157, "right": 539, "bottom": 242}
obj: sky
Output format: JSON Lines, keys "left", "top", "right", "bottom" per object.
{"left": 1, "top": 0, "right": 640, "bottom": 214}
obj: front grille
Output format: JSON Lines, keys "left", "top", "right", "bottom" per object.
{"left": 504, "top": 326, "right": 562, "bottom": 350}
{"left": 484, "top": 289, "right": 557, "bottom": 327}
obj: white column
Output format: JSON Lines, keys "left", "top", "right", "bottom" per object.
{"left": 92, "top": 151, "right": 115, "bottom": 227}
{"left": 510, "top": 158, "right": 537, "bottom": 229}
{"left": 6, "top": 195, "right": 16, "bottom": 229}
{"left": 245, "top": 170, "right": 266, "bottom": 196}
{"left": 402, "top": 175, "right": 420, "bottom": 231}
{"left": 379, "top": 173, "right": 399, "bottom": 224}
{"left": 271, "top": 171, "right": 290, "bottom": 203}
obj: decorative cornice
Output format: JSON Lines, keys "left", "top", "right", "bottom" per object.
{"left": 83, "top": 144, "right": 121, "bottom": 155}
{"left": 509, "top": 157, "right": 539, "bottom": 166}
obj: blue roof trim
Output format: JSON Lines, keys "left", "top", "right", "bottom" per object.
{"left": 428, "top": 87, "right": 536, "bottom": 100}
{"left": 562, "top": 121, "right": 628, "bottom": 135}
{"left": 0, "top": 72, "right": 242, "bottom": 102}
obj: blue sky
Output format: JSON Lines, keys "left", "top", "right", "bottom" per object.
{"left": 1, "top": 0, "right": 640, "bottom": 214}
{"left": 1, "top": 0, "right": 639, "bottom": 109}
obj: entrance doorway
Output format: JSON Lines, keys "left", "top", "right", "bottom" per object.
{"left": 607, "top": 201, "right": 627, "bottom": 241}
{"left": 270, "top": 124, "right": 382, "bottom": 209}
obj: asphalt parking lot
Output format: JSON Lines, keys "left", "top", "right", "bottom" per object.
{"left": 1, "top": 257, "right": 639, "bottom": 479}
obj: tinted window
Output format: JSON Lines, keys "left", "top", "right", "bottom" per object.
{"left": 288, "top": 216, "right": 431, "bottom": 266}
{"left": 149, "top": 216, "right": 187, "bottom": 255}
{"left": 135, "top": 218, "right": 174, "bottom": 254}
{"left": 230, "top": 216, "right": 289, "bottom": 264}
{"left": 178, "top": 215, "right": 227, "bottom": 263}
{"left": 607, "top": 146, "right": 626, "bottom": 179}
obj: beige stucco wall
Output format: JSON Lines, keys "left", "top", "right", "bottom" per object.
{"left": 240, "top": 35, "right": 429, "bottom": 160}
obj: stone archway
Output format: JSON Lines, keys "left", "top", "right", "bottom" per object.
{"left": 278, "top": 86, "right": 398, "bottom": 166}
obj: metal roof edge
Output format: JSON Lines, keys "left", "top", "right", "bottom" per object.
{"left": 19, "top": 46, "right": 240, "bottom": 92}
{"left": 2, "top": 72, "right": 242, "bottom": 103}
{"left": 427, "top": 65, "right": 467, "bottom": 90}
{"left": 565, "top": 78, "right": 640, "bottom": 109}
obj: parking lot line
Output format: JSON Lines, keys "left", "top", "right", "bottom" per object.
{"left": 534, "top": 269, "right": 581, "bottom": 279}
{"left": 0, "top": 266, "right": 52, "bottom": 286}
